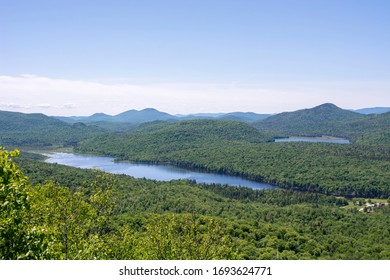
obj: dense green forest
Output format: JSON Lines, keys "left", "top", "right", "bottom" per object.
{"left": 76, "top": 119, "right": 390, "bottom": 198}
{"left": 1, "top": 149, "right": 389, "bottom": 260}
{"left": 1, "top": 104, "right": 390, "bottom": 259}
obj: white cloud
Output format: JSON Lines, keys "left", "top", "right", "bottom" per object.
{"left": 36, "top": 104, "right": 51, "bottom": 109}
{"left": 0, "top": 103, "right": 32, "bottom": 109}
{"left": 0, "top": 74, "right": 389, "bottom": 116}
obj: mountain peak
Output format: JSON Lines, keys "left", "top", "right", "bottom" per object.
{"left": 91, "top": 112, "right": 111, "bottom": 117}
{"left": 113, "top": 108, "right": 175, "bottom": 123}
{"left": 313, "top": 103, "right": 340, "bottom": 110}
{"left": 313, "top": 103, "right": 341, "bottom": 109}
{"left": 141, "top": 108, "right": 159, "bottom": 112}
{"left": 255, "top": 103, "right": 364, "bottom": 133}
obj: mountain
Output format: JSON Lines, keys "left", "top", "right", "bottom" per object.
{"left": 254, "top": 103, "right": 364, "bottom": 136}
{"left": 0, "top": 110, "right": 104, "bottom": 148}
{"left": 184, "top": 113, "right": 225, "bottom": 118}
{"left": 354, "top": 107, "right": 390, "bottom": 115}
{"left": 55, "top": 108, "right": 175, "bottom": 124}
{"left": 55, "top": 107, "right": 273, "bottom": 126}
{"left": 56, "top": 113, "right": 114, "bottom": 123}
{"left": 87, "top": 113, "right": 113, "bottom": 122}
{"left": 218, "top": 112, "right": 270, "bottom": 122}
{"left": 176, "top": 113, "right": 225, "bottom": 120}
{"left": 177, "top": 112, "right": 271, "bottom": 122}
{"left": 113, "top": 108, "right": 175, "bottom": 123}
{"left": 253, "top": 103, "right": 390, "bottom": 144}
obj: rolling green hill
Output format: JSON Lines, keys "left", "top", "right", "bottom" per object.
{"left": 130, "top": 119, "right": 269, "bottom": 143}
{"left": 0, "top": 110, "right": 105, "bottom": 148}
{"left": 77, "top": 119, "right": 271, "bottom": 161}
{"left": 0, "top": 110, "right": 70, "bottom": 131}
{"left": 343, "top": 111, "right": 390, "bottom": 144}
{"left": 254, "top": 103, "right": 364, "bottom": 136}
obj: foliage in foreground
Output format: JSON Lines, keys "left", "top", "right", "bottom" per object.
{"left": 0, "top": 148, "right": 56, "bottom": 259}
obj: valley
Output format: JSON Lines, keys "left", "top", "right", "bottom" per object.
{"left": 1, "top": 103, "right": 390, "bottom": 260}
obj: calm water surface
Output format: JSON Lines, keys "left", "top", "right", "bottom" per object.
{"left": 275, "top": 137, "right": 350, "bottom": 144}
{"left": 44, "top": 153, "right": 277, "bottom": 190}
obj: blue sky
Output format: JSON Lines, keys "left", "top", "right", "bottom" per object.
{"left": 0, "top": 0, "right": 389, "bottom": 115}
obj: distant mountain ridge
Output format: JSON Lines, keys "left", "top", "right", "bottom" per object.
{"left": 353, "top": 107, "right": 390, "bottom": 115}
{"left": 55, "top": 109, "right": 271, "bottom": 124}
{"left": 54, "top": 104, "right": 390, "bottom": 125}
{"left": 56, "top": 108, "right": 175, "bottom": 124}
{"left": 218, "top": 112, "right": 270, "bottom": 122}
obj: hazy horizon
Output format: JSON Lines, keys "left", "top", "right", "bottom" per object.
{"left": 1, "top": 100, "right": 388, "bottom": 118}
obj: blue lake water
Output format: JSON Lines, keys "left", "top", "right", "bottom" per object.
{"left": 274, "top": 137, "right": 350, "bottom": 144}
{"left": 44, "top": 153, "right": 277, "bottom": 190}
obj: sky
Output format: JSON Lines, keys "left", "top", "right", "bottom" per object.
{"left": 0, "top": 0, "right": 389, "bottom": 116}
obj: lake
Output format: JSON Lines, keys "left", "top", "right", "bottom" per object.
{"left": 274, "top": 137, "right": 350, "bottom": 144}
{"left": 44, "top": 153, "right": 277, "bottom": 190}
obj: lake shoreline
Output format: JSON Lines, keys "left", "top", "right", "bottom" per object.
{"left": 42, "top": 152, "right": 279, "bottom": 191}
{"left": 274, "top": 136, "right": 350, "bottom": 144}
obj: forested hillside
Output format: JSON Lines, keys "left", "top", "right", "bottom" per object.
{"left": 76, "top": 119, "right": 271, "bottom": 159}
{"left": 1, "top": 149, "right": 387, "bottom": 260}
{"left": 343, "top": 112, "right": 390, "bottom": 144}
{"left": 0, "top": 110, "right": 105, "bottom": 147}
{"left": 254, "top": 103, "right": 363, "bottom": 137}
